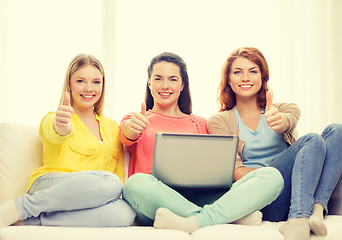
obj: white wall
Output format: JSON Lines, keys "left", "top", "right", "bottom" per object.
{"left": 0, "top": 0, "right": 107, "bottom": 128}
{"left": 1, "top": 0, "right": 341, "bottom": 136}
{"left": 113, "top": 0, "right": 342, "bottom": 135}
{"left": 330, "top": 0, "right": 342, "bottom": 125}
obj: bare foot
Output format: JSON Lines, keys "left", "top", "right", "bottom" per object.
{"left": 279, "top": 218, "right": 310, "bottom": 240}
{"left": 232, "top": 211, "right": 263, "bottom": 225}
{"left": 153, "top": 208, "right": 198, "bottom": 234}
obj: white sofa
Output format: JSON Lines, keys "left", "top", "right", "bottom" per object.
{"left": 1, "top": 122, "right": 342, "bottom": 240}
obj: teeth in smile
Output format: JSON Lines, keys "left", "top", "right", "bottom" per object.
{"left": 240, "top": 85, "right": 252, "bottom": 88}
{"left": 159, "top": 93, "right": 171, "bottom": 96}
{"left": 82, "top": 95, "right": 94, "bottom": 98}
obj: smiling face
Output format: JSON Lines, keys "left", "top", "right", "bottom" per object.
{"left": 69, "top": 64, "right": 103, "bottom": 113}
{"left": 229, "top": 57, "right": 262, "bottom": 101}
{"left": 148, "top": 61, "right": 184, "bottom": 113}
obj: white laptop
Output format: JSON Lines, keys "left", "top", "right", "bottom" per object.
{"left": 152, "top": 132, "right": 238, "bottom": 189}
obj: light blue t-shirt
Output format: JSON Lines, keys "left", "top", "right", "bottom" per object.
{"left": 234, "top": 107, "right": 288, "bottom": 168}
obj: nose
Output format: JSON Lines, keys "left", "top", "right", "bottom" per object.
{"left": 242, "top": 71, "right": 250, "bottom": 82}
{"left": 161, "top": 79, "right": 169, "bottom": 89}
{"left": 84, "top": 83, "right": 93, "bottom": 92}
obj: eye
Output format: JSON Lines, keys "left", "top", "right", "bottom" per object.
{"left": 154, "top": 77, "right": 161, "bottom": 81}
{"left": 76, "top": 79, "right": 84, "bottom": 83}
{"left": 94, "top": 80, "right": 102, "bottom": 84}
{"left": 170, "top": 78, "right": 178, "bottom": 82}
{"left": 250, "top": 70, "right": 258, "bottom": 74}
{"left": 233, "top": 71, "right": 241, "bottom": 74}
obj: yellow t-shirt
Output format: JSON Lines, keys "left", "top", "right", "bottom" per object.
{"left": 27, "top": 112, "right": 125, "bottom": 191}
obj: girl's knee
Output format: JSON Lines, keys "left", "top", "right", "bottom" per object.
{"left": 303, "top": 133, "right": 325, "bottom": 150}
{"left": 123, "top": 173, "right": 154, "bottom": 196}
{"left": 325, "top": 123, "right": 342, "bottom": 131}
{"left": 102, "top": 171, "right": 123, "bottom": 188}
{"left": 258, "top": 167, "right": 284, "bottom": 190}
{"left": 323, "top": 123, "right": 342, "bottom": 139}
{"left": 123, "top": 173, "right": 159, "bottom": 208}
{"left": 85, "top": 171, "right": 123, "bottom": 199}
{"left": 304, "top": 132, "right": 322, "bottom": 141}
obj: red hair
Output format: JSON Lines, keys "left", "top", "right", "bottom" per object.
{"left": 218, "top": 47, "right": 269, "bottom": 111}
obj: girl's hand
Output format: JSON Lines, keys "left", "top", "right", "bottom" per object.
{"left": 123, "top": 102, "right": 150, "bottom": 141}
{"left": 264, "top": 91, "right": 289, "bottom": 134}
{"left": 54, "top": 92, "right": 74, "bottom": 136}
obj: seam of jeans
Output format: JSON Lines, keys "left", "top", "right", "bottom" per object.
{"left": 288, "top": 214, "right": 310, "bottom": 220}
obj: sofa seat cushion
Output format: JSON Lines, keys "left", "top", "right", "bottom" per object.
{"left": 1, "top": 216, "right": 342, "bottom": 240}
{"left": 191, "top": 222, "right": 284, "bottom": 240}
{"left": 191, "top": 215, "right": 342, "bottom": 240}
{"left": 0, "top": 226, "right": 192, "bottom": 240}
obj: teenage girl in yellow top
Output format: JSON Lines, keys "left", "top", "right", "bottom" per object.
{"left": 0, "top": 54, "right": 135, "bottom": 227}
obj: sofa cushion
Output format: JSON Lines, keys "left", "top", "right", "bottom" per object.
{"left": 0, "top": 123, "right": 42, "bottom": 203}
{"left": 191, "top": 215, "right": 342, "bottom": 240}
{"left": 0, "top": 226, "right": 192, "bottom": 240}
{"left": 2, "top": 217, "right": 342, "bottom": 240}
{"left": 191, "top": 222, "right": 283, "bottom": 240}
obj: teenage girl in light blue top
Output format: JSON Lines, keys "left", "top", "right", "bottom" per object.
{"left": 234, "top": 107, "right": 289, "bottom": 168}
{"left": 208, "top": 47, "right": 342, "bottom": 240}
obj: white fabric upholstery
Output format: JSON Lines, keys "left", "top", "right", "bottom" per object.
{"left": 1, "top": 217, "right": 342, "bottom": 240}
{"left": 0, "top": 226, "right": 192, "bottom": 240}
{"left": 192, "top": 216, "right": 342, "bottom": 240}
{"left": 1, "top": 122, "right": 342, "bottom": 240}
{"left": 0, "top": 123, "right": 42, "bottom": 203}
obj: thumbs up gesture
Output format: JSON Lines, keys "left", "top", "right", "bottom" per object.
{"left": 123, "top": 102, "right": 150, "bottom": 141}
{"left": 264, "top": 91, "right": 289, "bottom": 134}
{"left": 54, "top": 92, "right": 74, "bottom": 136}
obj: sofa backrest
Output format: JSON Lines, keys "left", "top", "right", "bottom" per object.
{"left": 0, "top": 122, "right": 341, "bottom": 216}
{"left": 328, "top": 175, "right": 342, "bottom": 215}
{"left": 0, "top": 123, "right": 43, "bottom": 203}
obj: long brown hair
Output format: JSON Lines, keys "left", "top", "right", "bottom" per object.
{"left": 218, "top": 47, "right": 269, "bottom": 111}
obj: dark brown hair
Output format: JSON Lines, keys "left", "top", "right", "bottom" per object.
{"left": 145, "top": 52, "right": 192, "bottom": 114}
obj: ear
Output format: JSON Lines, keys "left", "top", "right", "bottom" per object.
{"left": 148, "top": 78, "right": 151, "bottom": 89}
{"left": 181, "top": 82, "right": 184, "bottom": 92}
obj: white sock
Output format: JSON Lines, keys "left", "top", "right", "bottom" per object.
{"left": 0, "top": 200, "right": 20, "bottom": 228}
{"left": 309, "top": 203, "right": 327, "bottom": 236}
{"left": 153, "top": 208, "right": 198, "bottom": 234}
{"left": 232, "top": 211, "right": 263, "bottom": 225}
{"left": 279, "top": 218, "right": 310, "bottom": 240}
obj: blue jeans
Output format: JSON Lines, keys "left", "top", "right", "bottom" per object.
{"left": 15, "top": 171, "right": 136, "bottom": 227}
{"left": 261, "top": 123, "right": 342, "bottom": 221}
{"left": 123, "top": 167, "right": 284, "bottom": 228}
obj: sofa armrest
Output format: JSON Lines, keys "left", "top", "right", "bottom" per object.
{"left": 328, "top": 175, "right": 342, "bottom": 215}
{"left": 0, "top": 123, "right": 42, "bottom": 203}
